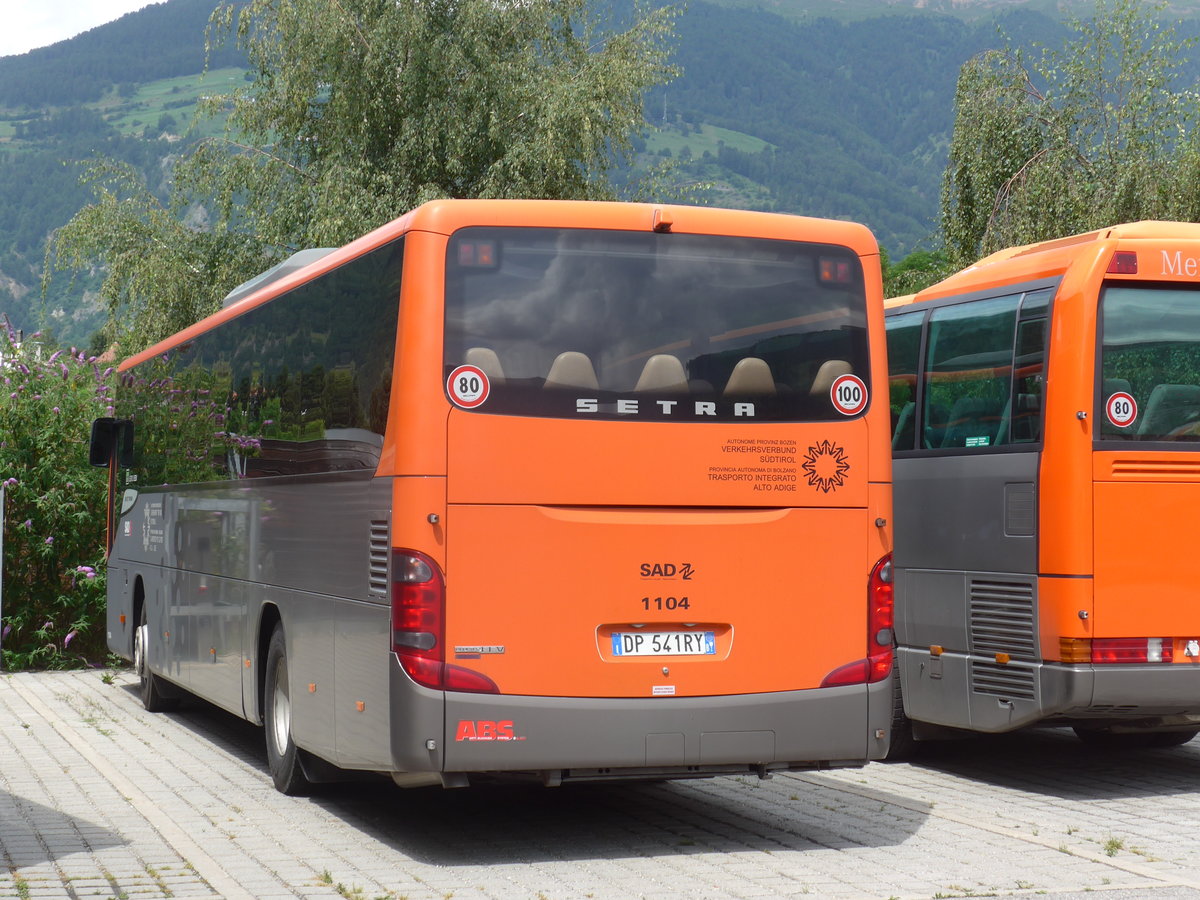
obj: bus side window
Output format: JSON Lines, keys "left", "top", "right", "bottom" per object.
{"left": 941, "top": 396, "right": 1003, "bottom": 448}
{"left": 1001, "top": 314, "right": 1046, "bottom": 445}
{"left": 884, "top": 311, "right": 923, "bottom": 450}
{"left": 1008, "top": 393, "right": 1041, "bottom": 443}
{"left": 922, "top": 295, "right": 1020, "bottom": 451}
{"left": 892, "top": 402, "right": 916, "bottom": 450}
{"left": 1139, "top": 384, "right": 1200, "bottom": 437}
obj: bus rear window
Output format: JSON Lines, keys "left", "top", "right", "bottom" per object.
{"left": 443, "top": 227, "right": 870, "bottom": 422}
{"left": 1100, "top": 285, "right": 1200, "bottom": 442}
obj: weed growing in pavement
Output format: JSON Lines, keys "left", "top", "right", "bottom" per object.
{"left": 1103, "top": 836, "right": 1124, "bottom": 856}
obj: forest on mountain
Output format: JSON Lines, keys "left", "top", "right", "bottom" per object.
{"left": 0, "top": 0, "right": 1190, "bottom": 345}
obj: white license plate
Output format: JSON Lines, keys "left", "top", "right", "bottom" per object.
{"left": 611, "top": 631, "right": 716, "bottom": 657}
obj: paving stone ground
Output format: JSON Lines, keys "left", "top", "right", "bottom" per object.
{"left": 3, "top": 670, "right": 1200, "bottom": 900}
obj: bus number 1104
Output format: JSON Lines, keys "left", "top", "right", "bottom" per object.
{"left": 642, "top": 596, "right": 690, "bottom": 610}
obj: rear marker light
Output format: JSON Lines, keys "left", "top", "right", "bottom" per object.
{"left": 1106, "top": 251, "right": 1138, "bottom": 274}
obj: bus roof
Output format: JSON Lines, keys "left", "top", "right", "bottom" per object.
{"left": 893, "top": 221, "right": 1200, "bottom": 308}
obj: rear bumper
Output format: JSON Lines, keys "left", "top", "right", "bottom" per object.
{"left": 390, "top": 657, "right": 890, "bottom": 779}
{"left": 899, "top": 646, "right": 1200, "bottom": 733}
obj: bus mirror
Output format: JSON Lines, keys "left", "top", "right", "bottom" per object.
{"left": 89, "top": 418, "right": 134, "bottom": 468}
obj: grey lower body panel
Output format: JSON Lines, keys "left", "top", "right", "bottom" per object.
{"left": 900, "top": 645, "right": 1200, "bottom": 733}
{"left": 391, "top": 658, "right": 890, "bottom": 779}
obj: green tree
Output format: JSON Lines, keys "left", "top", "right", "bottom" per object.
{"left": 941, "top": 0, "right": 1199, "bottom": 265}
{"left": 882, "top": 247, "right": 952, "bottom": 299}
{"left": 47, "top": 0, "right": 679, "bottom": 355}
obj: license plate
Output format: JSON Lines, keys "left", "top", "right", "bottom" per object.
{"left": 611, "top": 631, "right": 716, "bottom": 657}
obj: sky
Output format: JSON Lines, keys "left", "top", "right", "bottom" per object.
{"left": 2, "top": 0, "right": 155, "bottom": 59}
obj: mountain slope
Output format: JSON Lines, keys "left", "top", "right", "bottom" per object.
{"left": 0, "top": 0, "right": 1072, "bottom": 343}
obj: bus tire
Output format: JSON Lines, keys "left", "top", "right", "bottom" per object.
{"left": 135, "top": 605, "right": 178, "bottom": 713}
{"left": 1072, "top": 726, "right": 1200, "bottom": 749}
{"left": 884, "top": 661, "right": 916, "bottom": 761}
{"left": 264, "top": 625, "right": 311, "bottom": 795}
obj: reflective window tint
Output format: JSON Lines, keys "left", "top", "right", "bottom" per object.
{"left": 1008, "top": 315, "right": 1046, "bottom": 444}
{"left": 885, "top": 310, "right": 923, "bottom": 450}
{"left": 922, "top": 296, "right": 1019, "bottom": 450}
{"left": 443, "top": 228, "right": 871, "bottom": 422}
{"left": 1100, "top": 285, "right": 1200, "bottom": 441}
{"left": 119, "top": 239, "right": 403, "bottom": 484}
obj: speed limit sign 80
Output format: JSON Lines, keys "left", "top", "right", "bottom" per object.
{"left": 447, "top": 364, "right": 490, "bottom": 409}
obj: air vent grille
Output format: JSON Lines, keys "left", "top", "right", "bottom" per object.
{"left": 368, "top": 519, "right": 390, "bottom": 594}
{"left": 970, "top": 661, "right": 1036, "bottom": 700}
{"left": 970, "top": 579, "right": 1036, "bottom": 661}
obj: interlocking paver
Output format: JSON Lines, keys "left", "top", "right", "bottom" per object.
{"left": 4, "top": 670, "right": 1200, "bottom": 898}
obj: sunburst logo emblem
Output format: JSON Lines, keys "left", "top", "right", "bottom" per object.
{"left": 802, "top": 440, "right": 851, "bottom": 493}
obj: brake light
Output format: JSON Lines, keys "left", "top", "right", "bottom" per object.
{"left": 391, "top": 550, "right": 498, "bottom": 693}
{"left": 1106, "top": 251, "right": 1137, "bottom": 274}
{"left": 820, "top": 553, "right": 894, "bottom": 687}
{"left": 819, "top": 257, "right": 854, "bottom": 284}
{"left": 1092, "top": 637, "right": 1173, "bottom": 664}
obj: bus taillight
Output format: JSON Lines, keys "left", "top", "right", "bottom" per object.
{"left": 391, "top": 550, "right": 499, "bottom": 693}
{"left": 1091, "top": 637, "right": 1173, "bottom": 664}
{"left": 820, "top": 554, "right": 894, "bottom": 687}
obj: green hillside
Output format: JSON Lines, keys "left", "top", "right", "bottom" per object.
{"left": 0, "top": 0, "right": 1087, "bottom": 345}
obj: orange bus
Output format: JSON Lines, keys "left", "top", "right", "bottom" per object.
{"left": 91, "top": 199, "right": 894, "bottom": 793}
{"left": 886, "top": 221, "right": 1200, "bottom": 752}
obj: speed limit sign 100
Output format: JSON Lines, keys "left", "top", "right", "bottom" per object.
{"left": 830, "top": 373, "right": 868, "bottom": 416}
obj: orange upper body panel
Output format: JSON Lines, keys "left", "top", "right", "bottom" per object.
{"left": 1092, "top": 453, "right": 1200, "bottom": 638}
{"left": 398, "top": 201, "right": 889, "bottom": 698}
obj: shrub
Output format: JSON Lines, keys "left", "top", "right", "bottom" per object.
{"left": 0, "top": 324, "right": 112, "bottom": 669}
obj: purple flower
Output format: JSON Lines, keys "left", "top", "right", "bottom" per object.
{"left": 2, "top": 624, "right": 10, "bottom": 640}
{"left": 4, "top": 477, "right": 17, "bottom": 487}
{"left": 22, "top": 519, "right": 30, "bottom": 528}
{"left": 45, "top": 536, "right": 54, "bottom": 545}
{"left": 42, "top": 620, "right": 51, "bottom": 630}
{"left": 64, "top": 630, "right": 76, "bottom": 647}
{"left": 75, "top": 565, "right": 95, "bottom": 577}
{"left": 48, "top": 350, "right": 62, "bottom": 363}
{"left": 52, "top": 407, "right": 60, "bottom": 414}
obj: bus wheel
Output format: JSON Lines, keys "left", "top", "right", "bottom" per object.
{"left": 1072, "top": 726, "right": 1200, "bottom": 749}
{"left": 264, "top": 626, "right": 311, "bottom": 795}
{"left": 135, "top": 606, "right": 178, "bottom": 713}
